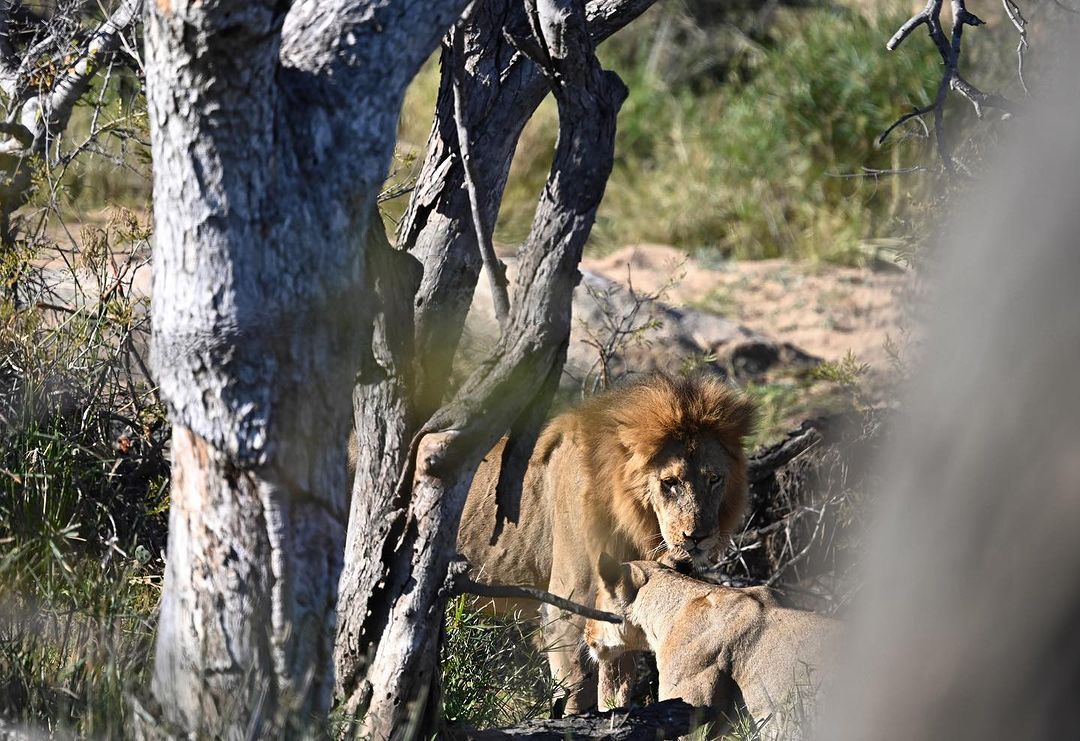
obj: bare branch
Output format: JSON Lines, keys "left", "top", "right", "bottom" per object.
{"left": 402, "top": 0, "right": 663, "bottom": 420}
{"left": 883, "top": 0, "right": 1015, "bottom": 173}
{"left": 349, "top": 0, "right": 629, "bottom": 730}
{"left": 447, "top": 558, "right": 622, "bottom": 623}
{"left": 1001, "top": 0, "right": 1029, "bottom": 95}
{"left": 877, "top": 104, "right": 934, "bottom": 146}
{"left": 33, "top": 0, "right": 142, "bottom": 153}
{"left": 451, "top": 19, "right": 511, "bottom": 331}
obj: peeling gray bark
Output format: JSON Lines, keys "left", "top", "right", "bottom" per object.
{"left": 143, "top": 0, "right": 464, "bottom": 736}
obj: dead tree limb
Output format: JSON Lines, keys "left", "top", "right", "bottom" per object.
{"left": 400, "top": 0, "right": 656, "bottom": 419}
{"left": 336, "top": 0, "right": 656, "bottom": 728}
{"left": 450, "top": 15, "right": 511, "bottom": 332}
{"left": 882, "top": 0, "right": 1016, "bottom": 173}
{"left": 447, "top": 558, "right": 622, "bottom": 623}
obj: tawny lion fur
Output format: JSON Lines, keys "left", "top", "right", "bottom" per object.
{"left": 457, "top": 373, "right": 755, "bottom": 712}
{"left": 586, "top": 558, "right": 838, "bottom": 738}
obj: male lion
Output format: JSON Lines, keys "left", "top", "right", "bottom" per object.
{"left": 457, "top": 373, "right": 755, "bottom": 713}
{"left": 586, "top": 555, "right": 838, "bottom": 738}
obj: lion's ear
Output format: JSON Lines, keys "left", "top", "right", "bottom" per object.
{"left": 615, "top": 422, "right": 662, "bottom": 465}
{"left": 598, "top": 552, "right": 622, "bottom": 592}
{"left": 615, "top": 424, "right": 643, "bottom": 460}
{"left": 622, "top": 562, "right": 648, "bottom": 602}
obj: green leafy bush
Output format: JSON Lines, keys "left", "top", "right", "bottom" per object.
{"left": 590, "top": 5, "right": 943, "bottom": 260}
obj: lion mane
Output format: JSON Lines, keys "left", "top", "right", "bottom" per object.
{"left": 572, "top": 373, "right": 755, "bottom": 553}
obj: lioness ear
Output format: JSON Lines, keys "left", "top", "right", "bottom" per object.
{"left": 621, "top": 562, "right": 648, "bottom": 602}
{"left": 598, "top": 552, "right": 622, "bottom": 591}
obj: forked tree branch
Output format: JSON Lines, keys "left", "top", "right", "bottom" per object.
{"left": 336, "top": 0, "right": 658, "bottom": 719}
{"left": 350, "top": 0, "right": 628, "bottom": 731}
{"left": 401, "top": 0, "right": 657, "bottom": 420}
{"left": 882, "top": 0, "right": 1017, "bottom": 173}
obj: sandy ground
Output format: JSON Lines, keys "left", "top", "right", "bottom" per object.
{"left": 582, "top": 244, "right": 914, "bottom": 376}
{"left": 31, "top": 235, "right": 913, "bottom": 384}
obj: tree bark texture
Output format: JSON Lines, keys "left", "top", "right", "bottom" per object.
{"left": 336, "top": 0, "right": 658, "bottom": 724}
{"left": 401, "top": 0, "right": 657, "bottom": 420}
{"left": 144, "top": 0, "right": 463, "bottom": 736}
{"left": 337, "top": 0, "right": 631, "bottom": 735}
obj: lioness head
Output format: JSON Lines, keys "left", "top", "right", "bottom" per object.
{"left": 588, "top": 374, "right": 755, "bottom": 569}
{"left": 584, "top": 553, "right": 650, "bottom": 662}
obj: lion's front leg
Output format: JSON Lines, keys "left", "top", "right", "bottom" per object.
{"left": 539, "top": 603, "right": 597, "bottom": 715}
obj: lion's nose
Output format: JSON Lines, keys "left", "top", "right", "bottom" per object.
{"left": 682, "top": 531, "right": 698, "bottom": 544}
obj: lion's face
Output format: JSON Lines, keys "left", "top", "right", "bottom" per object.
{"left": 643, "top": 436, "right": 740, "bottom": 569}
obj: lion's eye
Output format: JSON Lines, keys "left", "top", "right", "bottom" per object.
{"left": 661, "top": 477, "right": 679, "bottom": 491}
{"left": 706, "top": 472, "right": 719, "bottom": 483}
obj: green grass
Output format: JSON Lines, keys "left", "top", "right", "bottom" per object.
{"left": 0, "top": 206, "right": 166, "bottom": 735}
{"left": 592, "top": 4, "right": 949, "bottom": 261}
{"left": 0, "top": 407, "right": 165, "bottom": 737}
{"left": 441, "top": 596, "right": 558, "bottom": 729}
{"left": 395, "top": 3, "right": 947, "bottom": 261}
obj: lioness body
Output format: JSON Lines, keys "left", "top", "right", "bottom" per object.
{"left": 588, "top": 559, "right": 838, "bottom": 737}
{"left": 457, "top": 374, "right": 754, "bottom": 712}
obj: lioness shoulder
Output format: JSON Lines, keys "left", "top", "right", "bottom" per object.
{"left": 588, "top": 556, "right": 839, "bottom": 737}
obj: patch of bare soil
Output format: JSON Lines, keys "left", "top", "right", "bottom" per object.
{"left": 582, "top": 244, "right": 914, "bottom": 377}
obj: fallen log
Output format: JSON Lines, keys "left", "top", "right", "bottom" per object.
{"left": 451, "top": 698, "right": 697, "bottom": 740}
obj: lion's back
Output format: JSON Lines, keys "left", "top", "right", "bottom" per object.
{"left": 457, "top": 420, "right": 579, "bottom": 591}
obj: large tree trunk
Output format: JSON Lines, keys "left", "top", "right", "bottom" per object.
{"left": 335, "top": 0, "right": 657, "bottom": 721}
{"left": 143, "top": 1, "right": 463, "bottom": 736}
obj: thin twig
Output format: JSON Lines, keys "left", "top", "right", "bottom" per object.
{"left": 1000, "top": 0, "right": 1029, "bottom": 95}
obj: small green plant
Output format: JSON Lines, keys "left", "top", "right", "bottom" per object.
{"left": 813, "top": 350, "right": 871, "bottom": 408}
{"left": 744, "top": 381, "right": 804, "bottom": 448}
{"left": 440, "top": 596, "right": 559, "bottom": 729}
